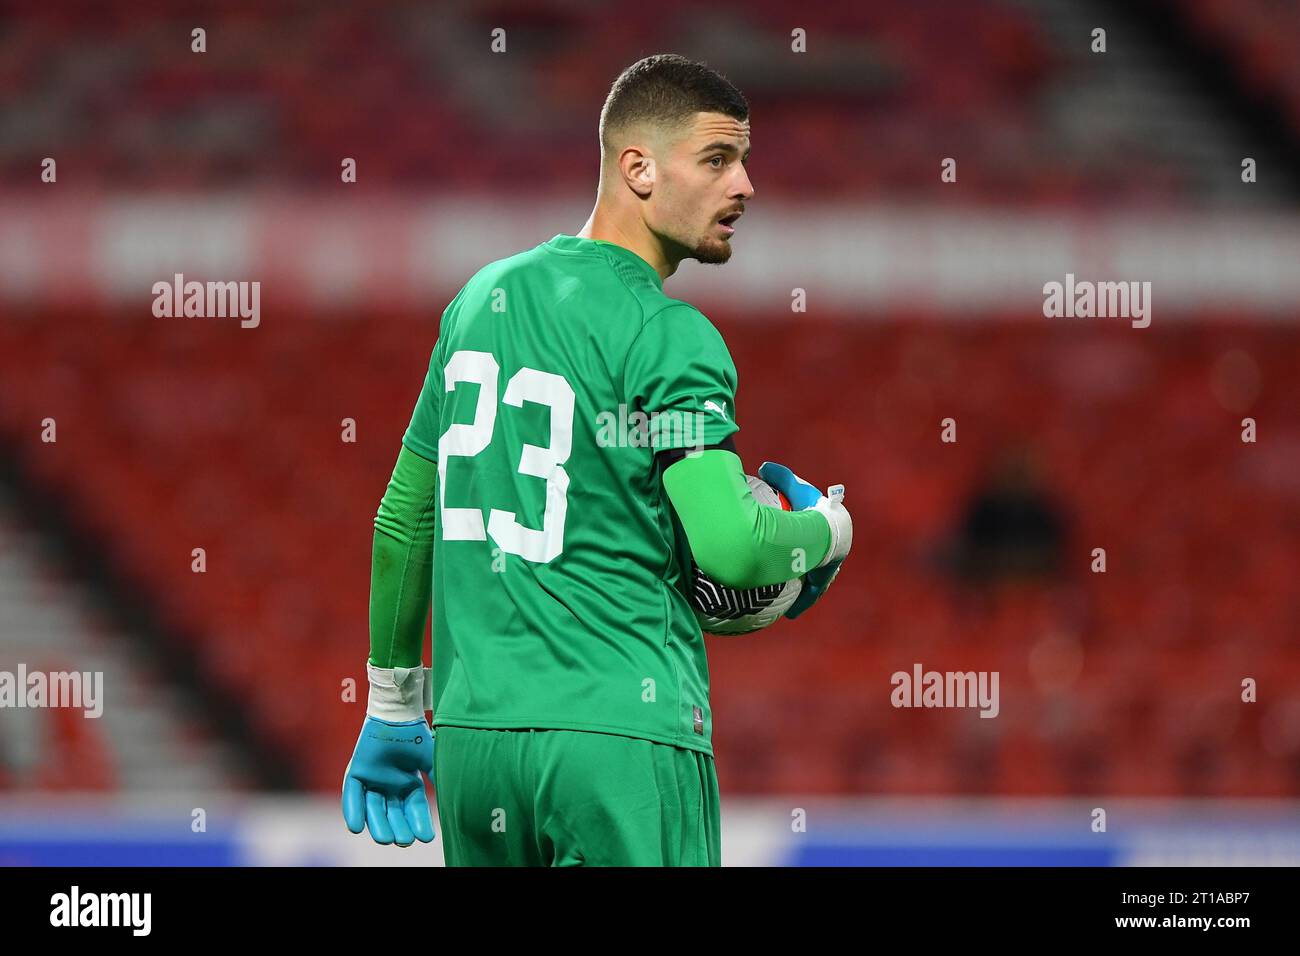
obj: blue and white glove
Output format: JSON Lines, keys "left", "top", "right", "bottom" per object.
{"left": 758, "top": 461, "right": 853, "bottom": 619}
{"left": 342, "top": 663, "right": 436, "bottom": 846}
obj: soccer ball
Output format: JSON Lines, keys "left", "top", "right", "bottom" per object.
{"left": 690, "top": 474, "right": 803, "bottom": 635}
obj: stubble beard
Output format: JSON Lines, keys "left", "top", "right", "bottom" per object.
{"left": 692, "top": 233, "right": 733, "bottom": 265}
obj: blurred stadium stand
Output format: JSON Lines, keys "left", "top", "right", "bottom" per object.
{"left": 2, "top": 0, "right": 1295, "bottom": 203}
{"left": 3, "top": 305, "right": 1297, "bottom": 796}
{"left": 1168, "top": 0, "right": 1300, "bottom": 128}
{"left": 0, "top": 485, "right": 244, "bottom": 791}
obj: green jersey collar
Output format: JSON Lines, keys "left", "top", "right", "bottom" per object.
{"left": 546, "top": 234, "right": 664, "bottom": 290}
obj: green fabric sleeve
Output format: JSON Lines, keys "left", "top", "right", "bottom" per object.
{"left": 368, "top": 443, "right": 439, "bottom": 669}
{"left": 624, "top": 304, "right": 740, "bottom": 451}
{"left": 662, "top": 448, "right": 831, "bottom": 589}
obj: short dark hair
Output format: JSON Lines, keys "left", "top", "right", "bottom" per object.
{"left": 599, "top": 54, "right": 748, "bottom": 154}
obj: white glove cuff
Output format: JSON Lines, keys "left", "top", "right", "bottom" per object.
{"left": 814, "top": 484, "right": 853, "bottom": 567}
{"left": 366, "top": 662, "right": 432, "bottom": 723}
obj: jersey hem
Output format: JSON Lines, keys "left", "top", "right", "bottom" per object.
{"left": 432, "top": 714, "right": 714, "bottom": 757}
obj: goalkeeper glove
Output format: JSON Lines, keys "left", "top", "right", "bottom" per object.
{"left": 341, "top": 663, "right": 436, "bottom": 846}
{"left": 758, "top": 461, "right": 852, "bottom": 619}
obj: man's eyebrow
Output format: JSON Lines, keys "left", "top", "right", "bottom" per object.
{"left": 698, "top": 141, "right": 751, "bottom": 157}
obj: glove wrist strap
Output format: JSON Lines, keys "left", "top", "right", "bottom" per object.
{"left": 814, "top": 484, "right": 852, "bottom": 567}
{"left": 366, "top": 662, "right": 432, "bottom": 723}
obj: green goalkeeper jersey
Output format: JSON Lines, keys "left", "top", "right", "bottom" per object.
{"left": 402, "top": 234, "right": 739, "bottom": 755}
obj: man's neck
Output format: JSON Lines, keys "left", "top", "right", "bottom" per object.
{"left": 576, "top": 209, "right": 678, "bottom": 281}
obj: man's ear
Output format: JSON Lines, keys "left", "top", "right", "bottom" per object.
{"left": 619, "top": 147, "right": 655, "bottom": 198}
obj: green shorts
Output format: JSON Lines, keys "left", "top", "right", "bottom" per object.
{"left": 433, "top": 726, "right": 721, "bottom": 867}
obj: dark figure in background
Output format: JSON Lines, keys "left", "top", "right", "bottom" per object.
{"left": 950, "top": 447, "right": 1067, "bottom": 584}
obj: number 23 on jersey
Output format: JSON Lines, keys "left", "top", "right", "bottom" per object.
{"left": 437, "top": 349, "right": 574, "bottom": 563}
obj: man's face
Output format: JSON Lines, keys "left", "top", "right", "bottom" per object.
{"left": 649, "top": 112, "right": 753, "bottom": 265}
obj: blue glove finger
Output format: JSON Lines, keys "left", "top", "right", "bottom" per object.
{"left": 404, "top": 787, "right": 436, "bottom": 843}
{"left": 757, "top": 461, "right": 823, "bottom": 510}
{"left": 342, "top": 773, "right": 366, "bottom": 834}
{"left": 785, "top": 559, "right": 843, "bottom": 619}
{"left": 387, "top": 797, "right": 416, "bottom": 847}
{"left": 365, "top": 790, "right": 396, "bottom": 845}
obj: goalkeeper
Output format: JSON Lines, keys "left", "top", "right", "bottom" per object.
{"left": 342, "top": 54, "right": 852, "bottom": 866}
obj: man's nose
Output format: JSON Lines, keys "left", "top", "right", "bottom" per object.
{"left": 732, "top": 166, "right": 754, "bottom": 200}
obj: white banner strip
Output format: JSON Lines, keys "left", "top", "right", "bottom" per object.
{"left": 2, "top": 195, "right": 1297, "bottom": 317}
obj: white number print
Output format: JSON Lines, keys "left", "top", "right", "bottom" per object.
{"left": 438, "top": 350, "right": 498, "bottom": 541}
{"left": 438, "top": 350, "right": 574, "bottom": 562}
